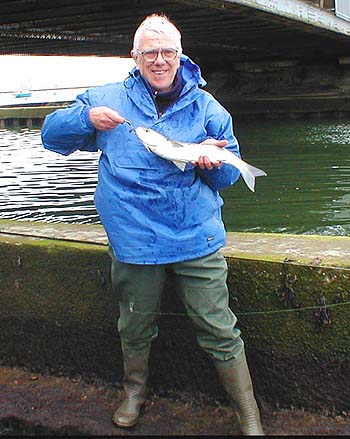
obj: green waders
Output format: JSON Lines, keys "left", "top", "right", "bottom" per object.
{"left": 110, "top": 249, "right": 264, "bottom": 434}
{"left": 214, "top": 353, "right": 264, "bottom": 435}
{"left": 112, "top": 349, "right": 150, "bottom": 428}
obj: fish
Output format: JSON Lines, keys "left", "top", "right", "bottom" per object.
{"left": 134, "top": 127, "right": 267, "bottom": 192}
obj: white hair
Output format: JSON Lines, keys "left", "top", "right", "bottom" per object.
{"left": 133, "top": 14, "right": 182, "bottom": 51}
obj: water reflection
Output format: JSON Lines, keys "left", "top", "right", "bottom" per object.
{"left": 0, "top": 120, "right": 350, "bottom": 235}
{"left": 0, "top": 129, "right": 99, "bottom": 223}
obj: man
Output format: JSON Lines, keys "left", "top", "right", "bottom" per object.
{"left": 41, "top": 14, "right": 264, "bottom": 436}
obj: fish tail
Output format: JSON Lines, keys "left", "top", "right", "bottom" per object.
{"left": 239, "top": 163, "right": 267, "bottom": 192}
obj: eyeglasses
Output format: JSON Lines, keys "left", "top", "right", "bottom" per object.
{"left": 136, "top": 48, "right": 179, "bottom": 63}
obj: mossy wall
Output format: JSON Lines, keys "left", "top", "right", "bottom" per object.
{"left": 0, "top": 235, "right": 121, "bottom": 382}
{"left": 226, "top": 258, "right": 350, "bottom": 413}
{"left": 1, "top": 233, "right": 349, "bottom": 413}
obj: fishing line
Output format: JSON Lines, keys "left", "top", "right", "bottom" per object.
{"left": 124, "top": 299, "right": 350, "bottom": 318}
{"left": 237, "top": 300, "right": 350, "bottom": 316}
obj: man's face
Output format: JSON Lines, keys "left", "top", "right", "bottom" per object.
{"left": 132, "top": 30, "right": 180, "bottom": 93}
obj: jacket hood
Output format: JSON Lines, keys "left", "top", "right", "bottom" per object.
{"left": 179, "top": 54, "right": 207, "bottom": 88}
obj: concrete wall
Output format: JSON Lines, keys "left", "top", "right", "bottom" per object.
{"left": 0, "top": 106, "right": 62, "bottom": 129}
{"left": 205, "top": 60, "right": 350, "bottom": 120}
{"left": 1, "top": 226, "right": 350, "bottom": 413}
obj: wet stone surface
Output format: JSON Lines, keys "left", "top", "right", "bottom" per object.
{"left": 1, "top": 366, "right": 350, "bottom": 436}
{"left": 1, "top": 221, "right": 350, "bottom": 266}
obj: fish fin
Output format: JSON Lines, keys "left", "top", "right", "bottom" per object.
{"left": 169, "top": 140, "right": 191, "bottom": 171}
{"left": 170, "top": 140, "right": 187, "bottom": 148}
{"left": 143, "top": 143, "right": 152, "bottom": 152}
{"left": 172, "top": 160, "right": 187, "bottom": 172}
{"left": 240, "top": 163, "right": 267, "bottom": 192}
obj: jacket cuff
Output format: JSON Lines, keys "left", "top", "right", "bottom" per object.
{"left": 81, "top": 106, "right": 94, "bottom": 129}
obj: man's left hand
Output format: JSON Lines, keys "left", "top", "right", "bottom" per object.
{"left": 192, "top": 139, "right": 228, "bottom": 170}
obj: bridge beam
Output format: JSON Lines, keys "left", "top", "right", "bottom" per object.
{"left": 226, "top": 0, "right": 350, "bottom": 35}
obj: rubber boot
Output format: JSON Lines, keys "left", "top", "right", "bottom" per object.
{"left": 112, "top": 350, "right": 149, "bottom": 428}
{"left": 214, "top": 354, "right": 264, "bottom": 436}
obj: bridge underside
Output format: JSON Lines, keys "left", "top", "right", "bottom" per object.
{"left": 0, "top": 0, "right": 350, "bottom": 67}
{"left": 2, "top": 0, "right": 350, "bottom": 120}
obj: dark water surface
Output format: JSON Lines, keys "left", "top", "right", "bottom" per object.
{"left": 1, "top": 120, "right": 350, "bottom": 235}
{"left": 231, "top": 119, "right": 350, "bottom": 235}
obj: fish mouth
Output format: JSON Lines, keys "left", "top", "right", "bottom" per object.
{"left": 123, "top": 119, "right": 135, "bottom": 133}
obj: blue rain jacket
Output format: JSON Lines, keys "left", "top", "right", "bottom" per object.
{"left": 41, "top": 55, "right": 241, "bottom": 264}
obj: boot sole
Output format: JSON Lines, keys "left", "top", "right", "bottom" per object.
{"left": 112, "top": 404, "right": 145, "bottom": 428}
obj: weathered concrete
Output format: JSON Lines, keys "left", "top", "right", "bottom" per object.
{"left": 2, "top": 219, "right": 350, "bottom": 266}
{"left": 0, "top": 106, "right": 62, "bottom": 129}
{"left": 205, "top": 60, "right": 350, "bottom": 119}
{"left": 1, "top": 220, "right": 350, "bottom": 415}
{"left": 235, "top": 0, "right": 350, "bottom": 36}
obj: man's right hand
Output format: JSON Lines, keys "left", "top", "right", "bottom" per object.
{"left": 89, "top": 106, "right": 125, "bottom": 131}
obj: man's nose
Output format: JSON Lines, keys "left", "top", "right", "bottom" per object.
{"left": 154, "top": 51, "right": 166, "bottom": 63}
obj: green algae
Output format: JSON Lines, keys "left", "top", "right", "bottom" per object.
{"left": 0, "top": 235, "right": 114, "bottom": 331}
{"left": 1, "top": 232, "right": 349, "bottom": 358}
{"left": 226, "top": 257, "right": 350, "bottom": 360}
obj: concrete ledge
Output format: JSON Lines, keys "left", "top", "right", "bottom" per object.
{"left": 0, "top": 106, "right": 64, "bottom": 129}
{"left": 1, "top": 220, "right": 350, "bottom": 413}
{"left": 2, "top": 219, "right": 350, "bottom": 266}
{"left": 0, "top": 106, "right": 63, "bottom": 119}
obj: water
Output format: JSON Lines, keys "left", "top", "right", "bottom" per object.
{"left": 1, "top": 120, "right": 350, "bottom": 235}
{"left": 1, "top": 129, "right": 100, "bottom": 224}
{"left": 230, "top": 120, "right": 350, "bottom": 235}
